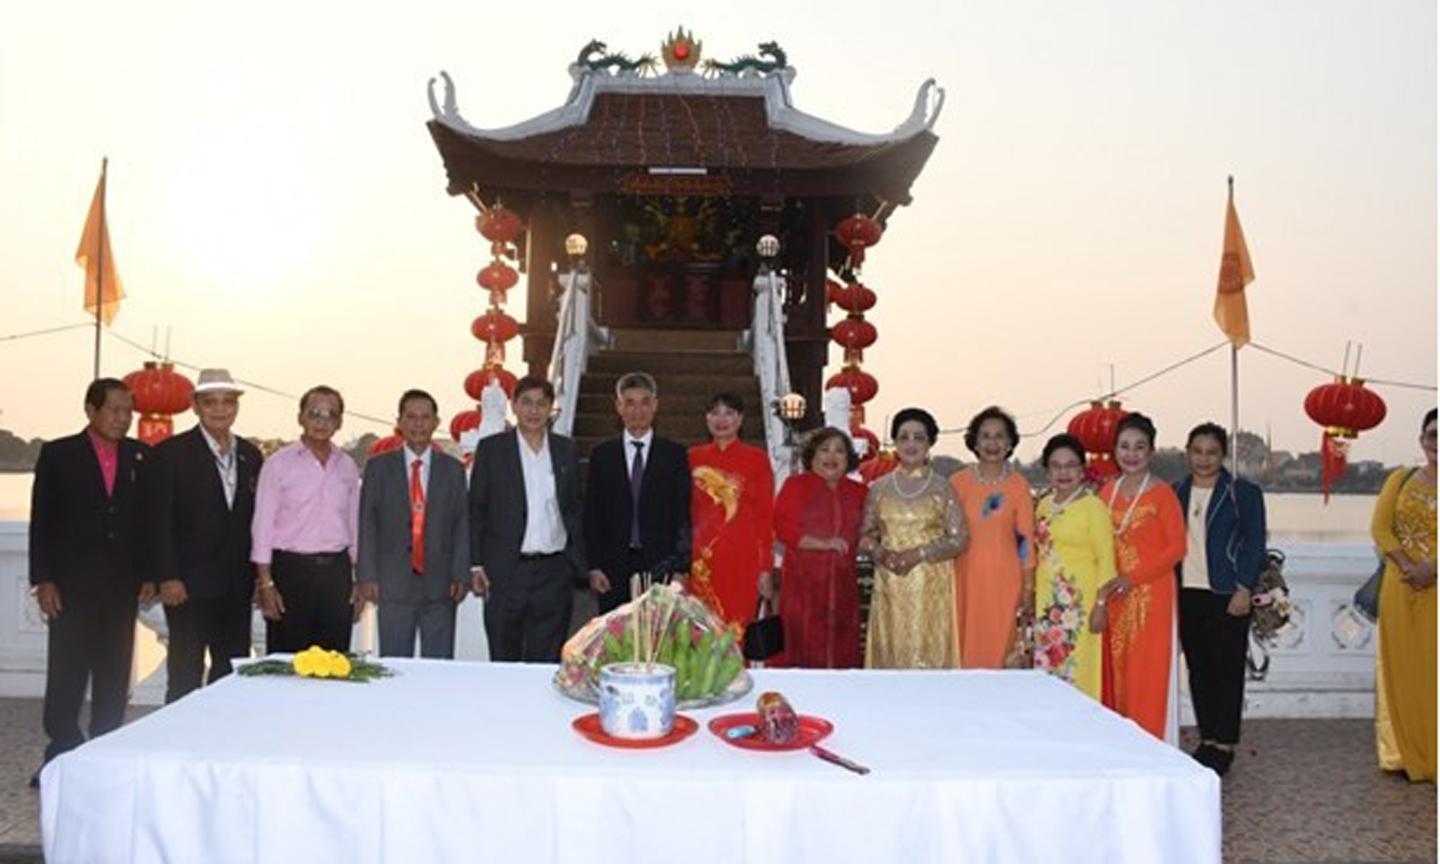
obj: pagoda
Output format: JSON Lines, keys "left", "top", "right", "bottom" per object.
{"left": 427, "top": 29, "right": 942, "bottom": 462}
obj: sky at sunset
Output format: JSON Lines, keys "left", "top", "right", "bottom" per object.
{"left": 1, "top": 0, "right": 1435, "bottom": 464}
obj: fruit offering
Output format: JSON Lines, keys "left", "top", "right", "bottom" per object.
{"left": 557, "top": 584, "right": 747, "bottom": 704}
{"left": 756, "top": 692, "right": 799, "bottom": 744}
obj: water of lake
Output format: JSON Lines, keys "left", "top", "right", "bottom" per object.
{"left": 0, "top": 471, "right": 1382, "bottom": 544}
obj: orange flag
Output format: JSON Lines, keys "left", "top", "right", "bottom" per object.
{"left": 75, "top": 161, "right": 124, "bottom": 325}
{"left": 1213, "top": 184, "right": 1254, "bottom": 346}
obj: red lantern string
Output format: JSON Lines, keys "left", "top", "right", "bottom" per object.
{"left": 464, "top": 201, "right": 526, "bottom": 440}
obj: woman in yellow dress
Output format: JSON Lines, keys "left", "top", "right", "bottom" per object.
{"left": 860, "top": 408, "right": 969, "bottom": 668}
{"left": 1032, "top": 434, "right": 1115, "bottom": 700}
{"left": 1372, "top": 407, "right": 1437, "bottom": 782}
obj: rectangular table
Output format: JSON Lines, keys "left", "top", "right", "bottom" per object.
{"left": 42, "top": 661, "right": 1219, "bottom": 864}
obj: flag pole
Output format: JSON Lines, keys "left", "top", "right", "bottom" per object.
{"left": 1226, "top": 175, "right": 1239, "bottom": 474}
{"left": 92, "top": 157, "right": 107, "bottom": 380}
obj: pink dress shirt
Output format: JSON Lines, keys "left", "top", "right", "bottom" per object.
{"left": 250, "top": 440, "right": 360, "bottom": 564}
{"left": 87, "top": 430, "right": 118, "bottom": 497}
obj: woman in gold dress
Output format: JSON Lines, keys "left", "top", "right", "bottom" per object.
{"left": 860, "top": 408, "right": 969, "bottom": 668}
{"left": 1372, "top": 407, "right": 1437, "bottom": 782}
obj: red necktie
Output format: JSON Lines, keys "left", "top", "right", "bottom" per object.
{"left": 410, "top": 458, "right": 426, "bottom": 574}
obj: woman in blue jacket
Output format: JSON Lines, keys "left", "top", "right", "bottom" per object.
{"left": 1174, "top": 423, "right": 1267, "bottom": 776}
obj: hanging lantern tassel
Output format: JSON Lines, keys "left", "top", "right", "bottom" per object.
{"left": 1320, "top": 431, "right": 1350, "bottom": 503}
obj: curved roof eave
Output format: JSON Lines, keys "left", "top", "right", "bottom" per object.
{"left": 426, "top": 65, "right": 944, "bottom": 147}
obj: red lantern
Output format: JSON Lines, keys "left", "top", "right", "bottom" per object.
{"left": 464, "top": 367, "right": 518, "bottom": 401}
{"left": 450, "top": 408, "right": 482, "bottom": 442}
{"left": 1068, "top": 400, "right": 1129, "bottom": 458}
{"left": 830, "top": 316, "right": 878, "bottom": 351}
{"left": 832, "top": 282, "right": 877, "bottom": 313}
{"left": 1304, "top": 377, "right": 1387, "bottom": 439}
{"left": 476, "top": 206, "right": 524, "bottom": 244}
{"left": 1305, "top": 377, "right": 1387, "bottom": 501}
{"left": 123, "top": 361, "right": 194, "bottom": 445}
{"left": 826, "top": 366, "right": 879, "bottom": 405}
{"left": 834, "top": 213, "right": 883, "bottom": 268}
{"left": 471, "top": 310, "right": 520, "bottom": 344}
{"left": 368, "top": 432, "right": 404, "bottom": 456}
{"left": 477, "top": 262, "right": 519, "bottom": 293}
{"left": 125, "top": 361, "right": 194, "bottom": 416}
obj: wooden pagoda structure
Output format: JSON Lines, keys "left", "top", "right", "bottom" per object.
{"left": 427, "top": 29, "right": 942, "bottom": 441}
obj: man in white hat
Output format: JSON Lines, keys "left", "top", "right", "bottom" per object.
{"left": 150, "top": 368, "right": 265, "bottom": 702}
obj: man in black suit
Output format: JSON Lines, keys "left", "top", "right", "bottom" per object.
{"left": 356, "top": 389, "right": 471, "bottom": 658}
{"left": 469, "top": 376, "right": 585, "bottom": 661}
{"left": 584, "top": 371, "right": 692, "bottom": 614}
{"left": 151, "top": 369, "right": 264, "bottom": 702}
{"left": 29, "top": 378, "right": 155, "bottom": 779}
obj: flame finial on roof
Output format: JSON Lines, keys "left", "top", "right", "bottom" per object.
{"left": 661, "top": 26, "right": 702, "bottom": 72}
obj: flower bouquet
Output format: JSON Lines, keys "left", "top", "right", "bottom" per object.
{"left": 238, "top": 646, "right": 394, "bottom": 682}
{"left": 554, "top": 582, "right": 751, "bottom": 708}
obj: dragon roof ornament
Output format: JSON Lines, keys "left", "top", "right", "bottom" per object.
{"left": 427, "top": 33, "right": 944, "bottom": 147}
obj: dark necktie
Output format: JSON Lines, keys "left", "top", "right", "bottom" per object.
{"left": 629, "top": 440, "right": 644, "bottom": 548}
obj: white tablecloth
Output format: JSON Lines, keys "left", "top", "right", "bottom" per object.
{"left": 42, "top": 661, "right": 1219, "bottom": 864}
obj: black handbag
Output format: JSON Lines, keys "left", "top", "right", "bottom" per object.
{"left": 1353, "top": 467, "right": 1417, "bottom": 624}
{"left": 1353, "top": 563, "right": 1383, "bottom": 623}
{"left": 742, "top": 598, "right": 784, "bottom": 661}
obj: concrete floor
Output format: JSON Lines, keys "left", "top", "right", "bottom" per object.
{"left": 0, "top": 699, "right": 1433, "bottom": 863}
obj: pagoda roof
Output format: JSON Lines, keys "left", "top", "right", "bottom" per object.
{"left": 426, "top": 46, "right": 944, "bottom": 205}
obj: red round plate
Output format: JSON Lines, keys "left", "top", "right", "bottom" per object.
{"left": 707, "top": 712, "right": 834, "bottom": 751}
{"left": 571, "top": 713, "right": 698, "bottom": 749}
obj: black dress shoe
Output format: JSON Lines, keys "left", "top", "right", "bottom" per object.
{"left": 1191, "top": 744, "right": 1219, "bottom": 769}
{"left": 1211, "top": 747, "right": 1235, "bottom": 776}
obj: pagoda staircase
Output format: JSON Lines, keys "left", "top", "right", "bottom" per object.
{"left": 569, "top": 328, "right": 767, "bottom": 463}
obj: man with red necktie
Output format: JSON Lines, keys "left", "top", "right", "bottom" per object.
{"left": 357, "top": 390, "right": 470, "bottom": 657}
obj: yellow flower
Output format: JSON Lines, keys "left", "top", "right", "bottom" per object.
{"left": 293, "top": 646, "right": 328, "bottom": 678}
{"left": 326, "top": 652, "right": 352, "bottom": 679}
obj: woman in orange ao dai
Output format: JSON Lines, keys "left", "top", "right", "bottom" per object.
{"left": 1098, "top": 413, "right": 1185, "bottom": 742}
{"left": 950, "top": 406, "right": 1036, "bottom": 668}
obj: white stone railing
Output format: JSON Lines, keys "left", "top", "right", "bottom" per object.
{"left": 0, "top": 520, "right": 1383, "bottom": 716}
{"left": 746, "top": 266, "right": 795, "bottom": 484}
{"left": 0, "top": 519, "right": 489, "bottom": 705}
{"left": 548, "top": 270, "right": 607, "bottom": 437}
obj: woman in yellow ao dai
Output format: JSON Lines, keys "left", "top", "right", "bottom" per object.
{"left": 1031, "top": 435, "right": 1115, "bottom": 700}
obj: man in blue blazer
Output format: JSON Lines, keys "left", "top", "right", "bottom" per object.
{"left": 151, "top": 369, "right": 264, "bottom": 702}
{"left": 29, "top": 378, "right": 155, "bottom": 780}
{"left": 356, "top": 390, "right": 471, "bottom": 658}
{"left": 469, "top": 376, "right": 585, "bottom": 662}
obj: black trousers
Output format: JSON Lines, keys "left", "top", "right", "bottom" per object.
{"left": 266, "top": 551, "right": 353, "bottom": 653}
{"left": 1179, "top": 587, "right": 1251, "bottom": 745}
{"left": 485, "top": 554, "right": 573, "bottom": 662}
{"left": 42, "top": 587, "right": 136, "bottom": 764}
{"left": 163, "top": 586, "right": 253, "bottom": 703}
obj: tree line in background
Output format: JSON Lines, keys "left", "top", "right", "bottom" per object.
{"left": 0, "top": 427, "right": 1400, "bottom": 495}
